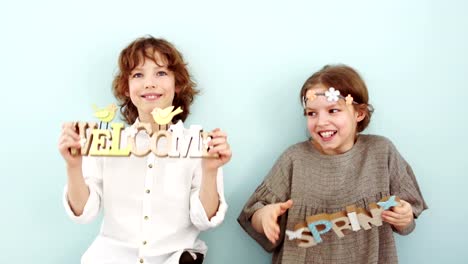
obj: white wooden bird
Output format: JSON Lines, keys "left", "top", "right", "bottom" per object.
{"left": 285, "top": 228, "right": 307, "bottom": 240}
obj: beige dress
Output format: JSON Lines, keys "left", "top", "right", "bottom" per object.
{"left": 238, "top": 135, "right": 427, "bottom": 264}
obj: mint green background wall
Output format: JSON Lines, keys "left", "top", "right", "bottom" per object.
{"left": 1, "top": 0, "right": 466, "bottom": 263}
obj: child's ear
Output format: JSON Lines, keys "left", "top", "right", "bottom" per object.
{"left": 356, "top": 107, "right": 366, "bottom": 122}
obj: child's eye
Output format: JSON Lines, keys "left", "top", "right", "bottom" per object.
{"left": 330, "top": 109, "right": 340, "bottom": 114}
{"left": 131, "top": 73, "right": 143, "bottom": 78}
{"left": 306, "top": 111, "right": 316, "bottom": 117}
{"left": 156, "top": 71, "right": 167, "bottom": 76}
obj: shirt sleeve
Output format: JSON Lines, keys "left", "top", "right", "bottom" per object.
{"left": 62, "top": 156, "right": 103, "bottom": 224}
{"left": 388, "top": 140, "right": 428, "bottom": 235}
{"left": 237, "top": 150, "right": 292, "bottom": 252}
{"left": 189, "top": 164, "right": 228, "bottom": 231}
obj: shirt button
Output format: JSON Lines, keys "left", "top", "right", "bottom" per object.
{"left": 139, "top": 259, "right": 144, "bottom": 263}
{"left": 148, "top": 164, "right": 153, "bottom": 168}
{"left": 142, "top": 240, "right": 147, "bottom": 245}
{"left": 144, "top": 216, "right": 149, "bottom": 220}
{"left": 145, "top": 189, "right": 150, "bottom": 194}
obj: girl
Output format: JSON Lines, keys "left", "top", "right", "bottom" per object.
{"left": 238, "top": 64, "right": 427, "bottom": 264}
{"left": 58, "top": 36, "right": 231, "bottom": 264}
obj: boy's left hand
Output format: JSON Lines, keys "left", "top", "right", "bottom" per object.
{"left": 202, "top": 128, "right": 231, "bottom": 171}
{"left": 381, "top": 199, "right": 414, "bottom": 230}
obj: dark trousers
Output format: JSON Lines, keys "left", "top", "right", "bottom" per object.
{"left": 179, "top": 251, "right": 204, "bottom": 264}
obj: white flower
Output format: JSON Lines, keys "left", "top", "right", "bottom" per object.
{"left": 79, "top": 138, "right": 87, "bottom": 148}
{"left": 124, "top": 126, "right": 138, "bottom": 138}
{"left": 203, "top": 136, "right": 212, "bottom": 149}
{"left": 169, "top": 120, "right": 185, "bottom": 133}
{"left": 325, "top": 87, "right": 340, "bottom": 102}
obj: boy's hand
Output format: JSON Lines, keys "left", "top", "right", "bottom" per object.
{"left": 58, "top": 123, "right": 82, "bottom": 168}
{"left": 257, "top": 200, "right": 293, "bottom": 244}
{"left": 202, "top": 128, "right": 231, "bottom": 171}
{"left": 381, "top": 199, "right": 414, "bottom": 230}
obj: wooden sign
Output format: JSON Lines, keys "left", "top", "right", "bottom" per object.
{"left": 68, "top": 105, "right": 217, "bottom": 158}
{"left": 285, "top": 196, "right": 400, "bottom": 247}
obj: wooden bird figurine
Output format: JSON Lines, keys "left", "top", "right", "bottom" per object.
{"left": 92, "top": 103, "right": 117, "bottom": 129}
{"left": 151, "top": 106, "right": 183, "bottom": 130}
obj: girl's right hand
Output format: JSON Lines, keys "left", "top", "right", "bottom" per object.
{"left": 256, "top": 199, "right": 293, "bottom": 244}
{"left": 58, "top": 123, "right": 82, "bottom": 168}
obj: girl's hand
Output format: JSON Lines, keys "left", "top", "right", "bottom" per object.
{"left": 202, "top": 128, "right": 231, "bottom": 171}
{"left": 256, "top": 200, "right": 293, "bottom": 244}
{"left": 58, "top": 123, "right": 82, "bottom": 169}
{"left": 381, "top": 199, "right": 414, "bottom": 231}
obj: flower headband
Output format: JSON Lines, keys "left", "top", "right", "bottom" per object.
{"left": 302, "top": 87, "right": 358, "bottom": 108}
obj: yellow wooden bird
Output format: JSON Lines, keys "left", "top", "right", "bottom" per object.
{"left": 151, "top": 106, "right": 183, "bottom": 130}
{"left": 92, "top": 103, "right": 118, "bottom": 129}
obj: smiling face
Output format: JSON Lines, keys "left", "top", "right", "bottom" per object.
{"left": 305, "top": 84, "right": 366, "bottom": 155}
{"left": 127, "top": 51, "right": 178, "bottom": 123}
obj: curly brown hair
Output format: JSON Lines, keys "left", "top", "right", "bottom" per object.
{"left": 299, "top": 64, "right": 374, "bottom": 132}
{"left": 112, "top": 36, "right": 199, "bottom": 124}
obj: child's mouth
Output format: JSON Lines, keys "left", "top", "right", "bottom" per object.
{"left": 141, "top": 93, "right": 162, "bottom": 100}
{"left": 318, "top": 130, "right": 337, "bottom": 140}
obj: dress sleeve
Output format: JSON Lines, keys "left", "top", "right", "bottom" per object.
{"left": 189, "top": 163, "right": 228, "bottom": 231}
{"left": 388, "top": 141, "right": 428, "bottom": 235}
{"left": 237, "top": 150, "right": 292, "bottom": 252}
{"left": 62, "top": 156, "right": 103, "bottom": 224}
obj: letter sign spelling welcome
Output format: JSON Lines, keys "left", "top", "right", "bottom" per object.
{"left": 68, "top": 104, "right": 217, "bottom": 158}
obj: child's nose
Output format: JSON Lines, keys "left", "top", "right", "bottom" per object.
{"left": 144, "top": 77, "right": 157, "bottom": 89}
{"left": 317, "top": 113, "right": 330, "bottom": 125}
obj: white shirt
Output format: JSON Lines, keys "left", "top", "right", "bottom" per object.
{"left": 63, "top": 123, "right": 228, "bottom": 264}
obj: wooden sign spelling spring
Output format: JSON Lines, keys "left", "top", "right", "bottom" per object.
{"left": 68, "top": 104, "right": 217, "bottom": 158}
{"left": 285, "top": 196, "right": 400, "bottom": 247}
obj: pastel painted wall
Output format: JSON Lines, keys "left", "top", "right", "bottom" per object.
{"left": 1, "top": 0, "right": 466, "bottom": 263}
